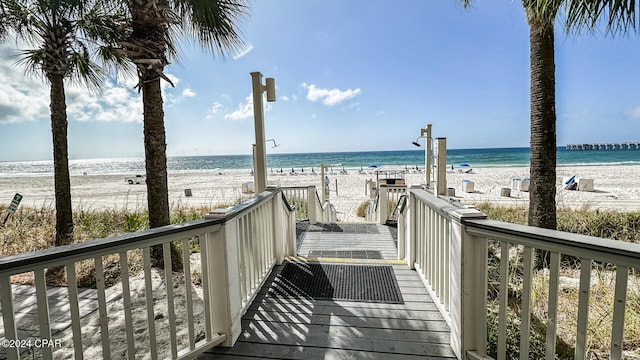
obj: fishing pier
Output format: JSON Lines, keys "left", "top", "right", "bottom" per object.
{"left": 565, "top": 142, "right": 640, "bottom": 150}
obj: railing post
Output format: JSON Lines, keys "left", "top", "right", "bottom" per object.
{"left": 288, "top": 204, "right": 297, "bottom": 255}
{"left": 307, "top": 185, "right": 317, "bottom": 225}
{"left": 378, "top": 185, "right": 388, "bottom": 225}
{"left": 449, "top": 208, "right": 488, "bottom": 360}
{"left": 398, "top": 207, "right": 406, "bottom": 261}
{"left": 273, "top": 193, "right": 285, "bottom": 265}
{"left": 203, "top": 212, "right": 243, "bottom": 347}
{"left": 407, "top": 188, "right": 419, "bottom": 270}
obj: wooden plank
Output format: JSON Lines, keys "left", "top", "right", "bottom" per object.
{"left": 205, "top": 342, "right": 456, "bottom": 359}
{"left": 66, "top": 261, "right": 84, "bottom": 360}
{"left": 574, "top": 258, "right": 591, "bottom": 360}
{"left": 241, "top": 319, "right": 449, "bottom": 344}
{"left": 34, "top": 269, "right": 53, "bottom": 360}
{"left": 498, "top": 242, "right": 509, "bottom": 360}
{"left": 237, "top": 324, "right": 451, "bottom": 356}
{"left": 243, "top": 309, "right": 450, "bottom": 331}
{"left": 520, "top": 246, "right": 533, "bottom": 360}
{"left": 248, "top": 302, "right": 444, "bottom": 320}
{"left": 199, "top": 223, "right": 455, "bottom": 360}
{"left": 610, "top": 265, "right": 628, "bottom": 360}
{"left": 163, "top": 243, "right": 178, "bottom": 358}
{"left": 181, "top": 238, "right": 196, "bottom": 350}
{"left": 546, "top": 252, "right": 561, "bottom": 360}
{"left": 142, "top": 249, "right": 158, "bottom": 360}
{"left": 253, "top": 294, "right": 438, "bottom": 311}
{"left": 119, "top": 251, "right": 135, "bottom": 360}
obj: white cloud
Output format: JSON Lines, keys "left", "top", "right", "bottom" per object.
{"left": 225, "top": 94, "right": 254, "bottom": 121}
{"left": 66, "top": 81, "right": 142, "bottom": 123}
{"left": 0, "top": 45, "right": 50, "bottom": 124}
{"left": 182, "top": 88, "right": 196, "bottom": 98}
{"left": 626, "top": 106, "right": 640, "bottom": 119}
{"left": 280, "top": 95, "right": 290, "bottom": 101}
{"left": 302, "top": 83, "right": 361, "bottom": 106}
{"left": 206, "top": 102, "right": 224, "bottom": 119}
{"left": 0, "top": 44, "right": 196, "bottom": 124}
{"left": 233, "top": 44, "right": 254, "bottom": 60}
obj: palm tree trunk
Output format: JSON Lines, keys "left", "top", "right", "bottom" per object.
{"left": 49, "top": 74, "right": 74, "bottom": 246}
{"left": 142, "top": 73, "right": 182, "bottom": 270}
{"left": 527, "top": 15, "right": 557, "bottom": 231}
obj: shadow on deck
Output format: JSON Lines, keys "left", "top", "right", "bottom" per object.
{"left": 200, "top": 222, "right": 455, "bottom": 359}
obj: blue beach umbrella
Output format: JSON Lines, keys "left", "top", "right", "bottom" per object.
{"left": 459, "top": 163, "right": 470, "bottom": 167}
{"left": 369, "top": 164, "right": 378, "bottom": 168}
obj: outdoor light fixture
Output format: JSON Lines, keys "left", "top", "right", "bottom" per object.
{"left": 251, "top": 72, "right": 277, "bottom": 194}
{"left": 265, "top": 78, "right": 276, "bottom": 102}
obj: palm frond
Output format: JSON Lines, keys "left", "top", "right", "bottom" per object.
{"left": 565, "top": 0, "right": 637, "bottom": 35}
{"left": 170, "top": 0, "right": 249, "bottom": 58}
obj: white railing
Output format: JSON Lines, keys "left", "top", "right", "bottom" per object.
{"left": 367, "top": 184, "right": 408, "bottom": 224}
{"left": 280, "top": 186, "right": 311, "bottom": 221}
{"left": 281, "top": 185, "right": 337, "bottom": 224}
{"left": 0, "top": 189, "right": 296, "bottom": 360}
{"left": 401, "top": 187, "right": 640, "bottom": 360}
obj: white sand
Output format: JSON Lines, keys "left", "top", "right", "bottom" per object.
{"left": 2, "top": 165, "right": 640, "bottom": 223}
{"left": 4, "top": 165, "right": 640, "bottom": 358}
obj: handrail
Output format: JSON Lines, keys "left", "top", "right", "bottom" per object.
{"left": 390, "top": 194, "right": 408, "bottom": 220}
{"left": 465, "top": 218, "right": 640, "bottom": 266}
{"left": 0, "top": 218, "right": 222, "bottom": 274}
{"left": 403, "top": 187, "right": 640, "bottom": 360}
{"left": 280, "top": 185, "right": 336, "bottom": 223}
{"left": 0, "top": 188, "right": 296, "bottom": 360}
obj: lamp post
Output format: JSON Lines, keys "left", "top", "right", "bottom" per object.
{"left": 250, "top": 72, "right": 276, "bottom": 194}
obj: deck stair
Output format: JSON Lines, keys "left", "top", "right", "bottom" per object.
{"left": 201, "top": 222, "right": 456, "bottom": 359}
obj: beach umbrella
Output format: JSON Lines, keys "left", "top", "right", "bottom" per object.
{"left": 459, "top": 163, "right": 470, "bottom": 167}
{"left": 369, "top": 164, "right": 377, "bottom": 168}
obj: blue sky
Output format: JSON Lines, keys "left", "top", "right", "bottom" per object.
{"left": 1, "top": 1, "right": 639, "bottom": 161}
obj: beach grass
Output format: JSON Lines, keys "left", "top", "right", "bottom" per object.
{"left": 0, "top": 202, "right": 231, "bottom": 287}
{"left": 3, "top": 202, "right": 640, "bottom": 356}
{"left": 475, "top": 203, "right": 640, "bottom": 358}
{"left": 474, "top": 202, "right": 640, "bottom": 243}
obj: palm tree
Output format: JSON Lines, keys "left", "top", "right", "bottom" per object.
{"left": 115, "top": 0, "right": 248, "bottom": 268}
{"left": 523, "top": 0, "right": 563, "bottom": 231}
{"left": 0, "top": 0, "right": 127, "bottom": 250}
{"left": 460, "top": 1, "right": 562, "bottom": 231}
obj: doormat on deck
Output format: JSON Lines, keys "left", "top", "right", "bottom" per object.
{"left": 268, "top": 262, "right": 403, "bottom": 304}
{"left": 307, "top": 250, "right": 383, "bottom": 260}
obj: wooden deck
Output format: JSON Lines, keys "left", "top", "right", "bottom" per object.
{"left": 200, "top": 222, "right": 455, "bottom": 359}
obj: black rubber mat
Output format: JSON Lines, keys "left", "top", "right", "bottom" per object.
{"left": 308, "top": 250, "right": 383, "bottom": 260}
{"left": 269, "top": 262, "right": 403, "bottom": 304}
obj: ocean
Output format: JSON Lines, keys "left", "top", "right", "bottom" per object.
{"left": 1, "top": 147, "right": 639, "bottom": 177}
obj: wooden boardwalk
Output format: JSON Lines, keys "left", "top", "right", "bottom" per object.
{"left": 200, "top": 222, "right": 455, "bottom": 360}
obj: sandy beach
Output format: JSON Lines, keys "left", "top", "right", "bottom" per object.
{"left": 1, "top": 165, "right": 640, "bottom": 222}
{"left": 3, "top": 165, "right": 640, "bottom": 359}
